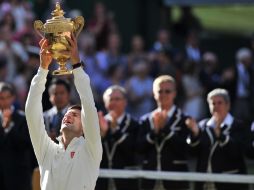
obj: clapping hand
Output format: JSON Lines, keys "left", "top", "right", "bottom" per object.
{"left": 185, "top": 117, "right": 199, "bottom": 137}
{"left": 98, "top": 111, "right": 109, "bottom": 137}
{"left": 2, "top": 108, "right": 12, "bottom": 129}
{"left": 152, "top": 110, "right": 168, "bottom": 134}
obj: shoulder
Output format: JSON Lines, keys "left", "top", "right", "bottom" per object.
{"left": 231, "top": 118, "right": 248, "bottom": 130}
{"left": 17, "top": 110, "right": 25, "bottom": 117}
{"left": 174, "top": 106, "right": 187, "bottom": 120}
{"left": 43, "top": 107, "right": 55, "bottom": 116}
{"left": 198, "top": 118, "right": 210, "bottom": 129}
{"left": 139, "top": 112, "right": 152, "bottom": 122}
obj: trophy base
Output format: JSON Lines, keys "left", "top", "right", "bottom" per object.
{"left": 52, "top": 69, "right": 72, "bottom": 75}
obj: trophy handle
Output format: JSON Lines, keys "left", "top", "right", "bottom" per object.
{"left": 34, "top": 20, "right": 44, "bottom": 38}
{"left": 72, "top": 16, "right": 85, "bottom": 37}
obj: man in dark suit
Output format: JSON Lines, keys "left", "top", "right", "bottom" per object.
{"left": 187, "top": 88, "right": 248, "bottom": 190}
{"left": 43, "top": 78, "right": 71, "bottom": 142}
{"left": 222, "top": 47, "right": 254, "bottom": 125}
{"left": 138, "top": 75, "right": 190, "bottom": 190}
{"left": 0, "top": 82, "right": 34, "bottom": 190}
{"left": 96, "top": 85, "right": 139, "bottom": 190}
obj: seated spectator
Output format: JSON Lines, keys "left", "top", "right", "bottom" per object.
{"left": 87, "top": 2, "right": 117, "bottom": 50}
{"left": 182, "top": 60, "right": 206, "bottom": 120}
{"left": 125, "top": 59, "right": 154, "bottom": 119}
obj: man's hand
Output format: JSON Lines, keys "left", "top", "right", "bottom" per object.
{"left": 39, "top": 38, "right": 53, "bottom": 70}
{"left": 152, "top": 110, "right": 168, "bottom": 134}
{"left": 2, "top": 108, "right": 12, "bottom": 129}
{"left": 213, "top": 113, "right": 223, "bottom": 137}
{"left": 185, "top": 117, "right": 199, "bottom": 137}
{"left": 65, "top": 33, "right": 80, "bottom": 64}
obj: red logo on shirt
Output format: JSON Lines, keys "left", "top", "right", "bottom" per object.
{"left": 70, "top": 151, "right": 75, "bottom": 158}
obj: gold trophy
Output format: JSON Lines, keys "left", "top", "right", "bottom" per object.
{"left": 34, "top": 2, "right": 84, "bottom": 75}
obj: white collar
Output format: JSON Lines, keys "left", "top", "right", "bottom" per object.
{"left": 56, "top": 136, "right": 84, "bottom": 150}
{"left": 207, "top": 113, "right": 234, "bottom": 128}
{"left": 52, "top": 105, "right": 69, "bottom": 115}
{"left": 105, "top": 112, "right": 126, "bottom": 125}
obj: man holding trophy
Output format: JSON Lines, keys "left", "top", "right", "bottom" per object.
{"left": 25, "top": 3, "right": 102, "bottom": 190}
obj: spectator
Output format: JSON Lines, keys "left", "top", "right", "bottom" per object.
{"left": 127, "top": 34, "right": 148, "bottom": 76}
{"left": 199, "top": 51, "right": 222, "bottom": 96}
{"left": 138, "top": 75, "right": 191, "bottom": 190}
{"left": 125, "top": 59, "right": 154, "bottom": 119}
{"left": 152, "top": 28, "right": 173, "bottom": 53}
{"left": 222, "top": 47, "right": 254, "bottom": 124}
{"left": 184, "top": 30, "right": 203, "bottom": 65}
{"left": 182, "top": 60, "right": 206, "bottom": 120}
{"left": 87, "top": 2, "right": 117, "bottom": 51}
{"left": 96, "top": 32, "right": 127, "bottom": 77}
{"left": 97, "top": 85, "right": 139, "bottom": 190}
{"left": 173, "top": 6, "right": 202, "bottom": 38}
{"left": 187, "top": 88, "right": 248, "bottom": 190}
{"left": 0, "top": 24, "right": 28, "bottom": 82}
{"left": 0, "top": 82, "right": 34, "bottom": 190}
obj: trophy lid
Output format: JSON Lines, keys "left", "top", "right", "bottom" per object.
{"left": 43, "top": 2, "right": 73, "bottom": 33}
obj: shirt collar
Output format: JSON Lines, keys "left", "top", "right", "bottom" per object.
{"left": 56, "top": 136, "right": 83, "bottom": 150}
{"left": 207, "top": 113, "right": 234, "bottom": 128}
{"left": 105, "top": 112, "right": 126, "bottom": 125}
{"left": 52, "top": 105, "right": 69, "bottom": 115}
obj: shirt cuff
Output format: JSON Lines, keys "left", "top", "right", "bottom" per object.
{"left": 38, "top": 67, "right": 49, "bottom": 76}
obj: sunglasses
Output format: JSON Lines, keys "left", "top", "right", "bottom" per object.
{"left": 158, "top": 89, "right": 175, "bottom": 94}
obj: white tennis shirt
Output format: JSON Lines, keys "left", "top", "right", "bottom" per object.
{"left": 25, "top": 67, "right": 102, "bottom": 190}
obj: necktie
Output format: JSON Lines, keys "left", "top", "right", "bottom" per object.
{"left": 51, "top": 111, "right": 63, "bottom": 136}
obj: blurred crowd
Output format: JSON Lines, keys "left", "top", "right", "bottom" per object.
{"left": 1, "top": 1, "right": 254, "bottom": 190}
{"left": 0, "top": 1, "right": 253, "bottom": 123}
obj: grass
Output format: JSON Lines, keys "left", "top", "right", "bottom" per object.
{"left": 173, "top": 5, "right": 254, "bottom": 35}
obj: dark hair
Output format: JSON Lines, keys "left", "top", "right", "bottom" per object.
{"left": 68, "top": 104, "right": 82, "bottom": 111}
{"left": 0, "top": 82, "right": 16, "bottom": 95}
{"left": 48, "top": 78, "right": 71, "bottom": 94}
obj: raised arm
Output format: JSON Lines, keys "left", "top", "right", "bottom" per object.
{"left": 67, "top": 33, "right": 102, "bottom": 162}
{"left": 73, "top": 67, "right": 102, "bottom": 162}
{"left": 25, "top": 39, "right": 54, "bottom": 164}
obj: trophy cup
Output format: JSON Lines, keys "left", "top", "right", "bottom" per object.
{"left": 34, "top": 2, "right": 84, "bottom": 75}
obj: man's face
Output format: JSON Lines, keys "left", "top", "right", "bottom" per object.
{"left": 49, "top": 84, "right": 70, "bottom": 110}
{"left": 208, "top": 95, "right": 229, "bottom": 118}
{"left": 104, "top": 89, "right": 126, "bottom": 115}
{"left": 153, "top": 81, "right": 176, "bottom": 108}
{"left": 61, "top": 109, "right": 83, "bottom": 136}
{"left": 0, "top": 91, "right": 14, "bottom": 110}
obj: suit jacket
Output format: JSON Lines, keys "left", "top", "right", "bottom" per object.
{"left": 138, "top": 106, "right": 190, "bottom": 190}
{"left": 189, "top": 117, "right": 248, "bottom": 190}
{"left": 245, "top": 123, "right": 254, "bottom": 159}
{"left": 96, "top": 113, "right": 139, "bottom": 190}
{"left": 0, "top": 109, "right": 34, "bottom": 190}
